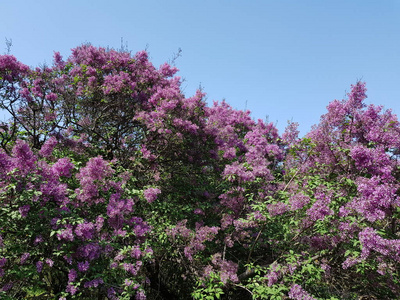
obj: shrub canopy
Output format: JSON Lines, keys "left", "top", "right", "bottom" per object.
{"left": 1, "top": 45, "right": 400, "bottom": 299}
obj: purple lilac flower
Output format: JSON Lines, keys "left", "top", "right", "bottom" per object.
{"left": 11, "top": 140, "right": 37, "bottom": 173}
{"left": 140, "top": 145, "right": 155, "bottom": 160}
{"left": 1, "top": 282, "right": 13, "bottom": 291}
{"left": 75, "top": 222, "right": 95, "bottom": 240}
{"left": 219, "top": 188, "right": 246, "bottom": 214}
{"left": 33, "top": 235, "right": 43, "bottom": 245}
{"left": 20, "top": 252, "right": 30, "bottom": 264}
{"left": 143, "top": 187, "right": 161, "bottom": 203}
{"left": 288, "top": 284, "right": 316, "bottom": 300}
{"left": 123, "top": 263, "right": 139, "bottom": 275}
{"left": 107, "top": 288, "right": 117, "bottom": 299}
{"left": 57, "top": 225, "right": 74, "bottom": 241}
{"left": 210, "top": 253, "right": 239, "bottom": 284}
{"left": 349, "top": 177, "right": 396, "bottom": 222}
{"left": 131, "top": 246, "right": 142, "bottom": 259}
{"left": 267, "top": 202, "right": 289, "bottom": 216}
{"left": 282, "top": 121, "right": 300, "bottom": 145}
{"left": 76, "top": 243, "right": 102, "bottom": 261}
{"left": 36, "top": 261, "right": 43, "bottom": 273}
{"left": 39, "top": 136, "right": 58, "bottom": 157}
{"left": 305, "top": 192, "right": 333, "bottom": 222}
{"left": 45, "top": 92, "right": 58, "bottom": 101}
{"left": 289, "top": 193, "right": 310, "bottom": 211}
{"left": 132, "top": 217, "right": 151, "bottom": 237}
{"left": 145, "top": 247, "right": 153, "bottom": 256}
{"left": 52, "top": 157, "right": 74, "bottom": 177}
{"left": 0, "top": 55, "right": 29, "bottom": 79}
{"left": 75, "top": 156, "right": 114, "bottom": 205}
{"left": 183, "top": 226, "right": 219, "bottom": 261}
{"left": 114, "top": 251, "right": 125, "bottom": 261}
{"left": 19, "top": 205, "right": 30, "bottom": 217}
{"left": 193, "top": 208, "right": 204, "bottom": 215}
{"left": 19, "top": 88, "right": 32, "bottom": 101}
{"left": 95, "top": 216, "right": 104, "bottom": 231}
{"left": 107, "top": 194, "right": 134, "bottom": 230}
{"left": 265, "top": 263, "right": 281, "bottom": 287}
{"left": 77, "top": 261, "right": 90, "bottom": 272}
{"left": 40, "top": 177, "right": 69, "bottom": 205}
{"left": 342, "top": 256, "right": 360, "bottom": 270}
{"left": 64, "top": 255, "right": 73, "bottom": 265}
{"left": 135, "top": 290, "right": 146, "bottom": 300}
{"left": 267, "top": 270, "right": 279, "bottom": 286}
{"left": 45, "top": 258, "right": 54, "bottom": 267}
{"left": 125, "top": 279, "right": 134, "bottom": 286}
{"left": 253, "top": 211, "right": 266, "bottom": 221}
{"left": 358, "top": 227, "right": 400, "bottom": 261}
{"left": 0, "top": 257, "right": 6, "bottom": 268}
{"left": 320, "top": 263, "right": 331, "bottom": 276}
{"left": 223, "top": 162, "right": 255, "bottom": 183}
{"left": 66, "top": 283, "right": 78, "bottom": 295}
{"left": 68, "top": 269, "right": 77, "bottom": 282}
{"left": 83, "top": 278, "right": 103, "bottom": 288}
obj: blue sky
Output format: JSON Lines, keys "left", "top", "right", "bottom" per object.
{"left": 1, "top": 0, "right": 400, "bottom": 136}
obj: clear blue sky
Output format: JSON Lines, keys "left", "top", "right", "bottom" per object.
{"left": 1, "top": 0, "right": 400, "bottom": 136}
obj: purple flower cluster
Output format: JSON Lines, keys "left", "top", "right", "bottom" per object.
{"left": 289, "top": 193, "right": 310, "bottom": 211}
{"left": 83, "top": 277, "right": 104, "bottom": 288}
{"left": 267, "top": 201, "right": 289, "bottom": 217}
{"left": 358, "top": 227, "right": 400, "bottom": 262}
{"left": 57, "top": 225, "right": 74, "bottom": 242}
{"left": 75, "top": 222, "right": 95, "bottom": 240}
{"left": 143, "top": 187, "right": 161, "bottom": 203}
{"left": 51, "top": 157, "right": 74, "bottom": 178}
{"left": 288, "top": 284, "right": 316, "bottom": 300}
{"left": 0, "top": 257, "right": 6, "bottom": 277}
{"left": 265, "top": 262, "right": 282, "bottom": 287}
{"left": 305, "top": 192, "right": 333, "bottom": 222}
{"left": 349, "top": 177, "right": 398, "bottom": 222}
{"left": 18, "top": 205, "right": 30, "bottom": 217}
{"left": 75, "top": 243, "right": 102, "bottom": 261}
{"left": 183, "top": 225, "right": 219, "bottom": 261}
{"left": 11, "top": 140, "right": 37, "bottom": 174}
{"left": 0, "top": 54, "right": 29, "bottom": 81}
{"left": 75, "top": 156, "right": 114, "bottom": 205}
{"left": 78, "top": 260, "right": 90, "bottom": 273}
{"left": 122, "top": 261, "right": 142, "bottom": 275}
{"left": 39, "top": 136, "right": 58, "bottom": 157}
{"left": 20, "top": 252, "right": 30, "bottom": 264}
{"left": 210, "top": 253, "right": 239, "bottom": 284}
{"left": 36, "top": 261, "right": 43, "bottom": 273}
{"left": 68, "top": 269, "right": 77, "bottom": 282}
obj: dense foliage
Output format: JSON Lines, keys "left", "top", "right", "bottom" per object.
{"left": 1, "top": 45, "right": 400, "bottom": 299}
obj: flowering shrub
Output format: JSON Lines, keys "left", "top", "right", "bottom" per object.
{"left": 1, "top": 45, "right": 400, "bottom": 299}
{"left": 0, "top": 141, "right": 151, "bottom": 299}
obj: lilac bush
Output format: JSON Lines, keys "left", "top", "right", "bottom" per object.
{"left": 0, "top": 140, "right": 151, "bottom": 298}
{"left": 259, "top": 82, "right": 400, "bottom": 299}
{"left": 1, "top": 45, "right": 400, "bottom": 299}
